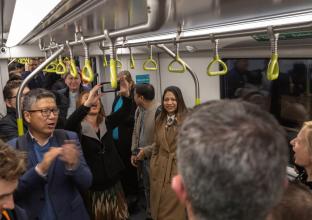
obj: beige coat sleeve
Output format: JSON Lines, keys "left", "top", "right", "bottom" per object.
{"left": 143, "top": 142, "right": 156, "bottom": 158}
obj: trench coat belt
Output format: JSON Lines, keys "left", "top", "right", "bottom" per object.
{"left": 159, "top": 150, "right": 176, "bottom": 183}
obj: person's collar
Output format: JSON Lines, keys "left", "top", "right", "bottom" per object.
{"left": 28, "top": 130, "right": 53, "bottom": 146}
{"left": 6, "top": 107, "right": 16, "bottom": 115}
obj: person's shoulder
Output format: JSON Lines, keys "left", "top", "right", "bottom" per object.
{"left": 7, "top": 137, "right": 18, "bottom": 148}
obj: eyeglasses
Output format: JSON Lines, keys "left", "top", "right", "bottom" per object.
{"left": 8, "top": 93, "right": 29, "bottom": 99}
{"left": 27, "top": 108, "right": 59, "bottom": 118}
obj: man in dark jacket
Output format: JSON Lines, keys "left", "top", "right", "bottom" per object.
{"left": 0, "top": 80, "right": 29, "bottom": 142}
{"left": 8, "top": 88, "right": 92, "bottom": 220}
{"left": 0, "top": 139, "right": 28, "bottom": 220}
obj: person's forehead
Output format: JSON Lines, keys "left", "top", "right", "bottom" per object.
{"left": 32, "top": 97, "right": 56, "bottom": 108}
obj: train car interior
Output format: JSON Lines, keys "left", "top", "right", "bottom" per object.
{"left": 1, "top": 0, "right": 312, "bottom": 218}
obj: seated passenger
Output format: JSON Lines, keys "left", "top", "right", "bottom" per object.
{"left": 8, "top": 88, "right": 92, "bottom": 220}
{"left": 0, "top": 139, "right": 27, "bottom": 220}
{"left": 0, "top": 80, "right": 30, "bottom": 142}
{"left": 267, "top": 181, "right": 312, "bottom": 220}
{"left": 65, "top": 81, "right": 132, "bottom": 220}
{"left": 290, "top": 121, "right": 312, "bottom": 190}
{"left": 172, "top": 100, "right": 288, "bottom": 220}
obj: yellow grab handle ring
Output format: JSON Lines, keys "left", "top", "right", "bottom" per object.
{"left": 69, "top": 58, "right": 78, "bottom": 78}
{"left": 143, "top": 58, "right": 158, "bottom": 71}
{"left": 168, "top": 56, "right": 186, "bottom": 73}
{"left": 82, "top": 59, "right": 94, "bottom": 82}
{"left": 56, "top": 58, "right": 67, "bottom": 75}
{"left": 207, "top": 55, "right": 228, "bottom": 76}
{"left": 43, "top": 61, "right": 57, "bottom": 73}
{"left": 266, "top": 53, "right": 279, "bottom": 81}
{"left": 110, "top": 59, "right": 118, "bottom": 89}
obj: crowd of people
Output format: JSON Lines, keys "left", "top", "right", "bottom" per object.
{"left": 1, "top": 59, "right": 312, "bottom": 220}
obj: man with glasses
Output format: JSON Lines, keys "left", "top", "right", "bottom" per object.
{"left": 0, "top": 80, "right": 30, "bottom": 142}
{"left": 8, "top": 88, "right": 92, "bottom": 220}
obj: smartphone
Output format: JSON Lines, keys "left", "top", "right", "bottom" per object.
{"left": 100, "top": 81, "right": 117, "bottom": 93}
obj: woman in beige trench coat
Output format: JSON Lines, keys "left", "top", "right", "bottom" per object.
{"left": 139, "top": 86, "right": 188, "bottom": 220}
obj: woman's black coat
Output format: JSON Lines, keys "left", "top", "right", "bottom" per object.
{"left": 65, "top": 96, "right": 132, "bottom": 190}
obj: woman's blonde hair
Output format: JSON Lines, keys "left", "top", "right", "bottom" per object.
{"left": 302, "top": 121, "right": 312, "bottom": 155}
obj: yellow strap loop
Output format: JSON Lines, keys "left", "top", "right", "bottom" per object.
{"left": 82, "top": 59, "right": 94, "bottom": 82}
{"left": 143, "top": 56, "right": 158, "bottom": 71}
{"left": 110, "top": 58, "right": 118, "bottom": 89}
{"left": 130, "top": 54, "right": 135, "bottom": 69}
{"left": 17, "top": 118, "right": 24, "bottom": 136}
{"left": 103, "top": 55, "right": 108, "bottom": 68}
{"left": 69, "top": 58, "right": 78, "bottom": 78}
{"left": 43, "top": 60, "right": 57, "bottom": 73}
{"left": 168, "top": 55, "right": 186, "bottom": 73}
{"left": 63, "top": 57, "right": 70, "bottom": 62}
{"left": 207, "top": 55, "right": 228, "bottom": 76}
{"left": 266, "top": 53, "right": 279, "bottom": 80}
{"left": 55, "top": 57, "right": 67, "bottom": 75}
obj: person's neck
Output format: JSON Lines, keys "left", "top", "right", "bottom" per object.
{"left": 142, "top": 100, "right": 154, "bottom": 110}
{"left": 69, "top": 89, "right": 78, "bottom": 93}
{"left": 306, "top": 165, "right": 312, "bottom": 182}
{"left": 29, "top": 129, "right": 51, "bottom": 146}
{"left": 85, "top": 114, "right": 99, "bottom": 130}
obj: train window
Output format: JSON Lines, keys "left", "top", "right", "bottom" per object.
{"left": 221, "top": 58, "right": 312, "bottom": 131}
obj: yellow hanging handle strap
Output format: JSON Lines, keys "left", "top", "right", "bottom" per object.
{"left": 55, "top": 56, "right": 67, "bottom": 75}
{"left": 143, "top": 45, "right": 158, "bottom": 71}
{"left": 110, "top": 58, "right": 118, "bottom": 89}
{"left": 207, "top": 39, "right": 228, "bottom": 76}
{"left": 17, "top": 118, "right": 24, "bottom": 136}
{"left": 168, "top": 41, "right": 186, "bottom": 73}
{"left": 81, "top": 37, "right": 94, "bottom": 82}
{"left": 66, "top": 41, "right": 78, "bottom": 78}
{"left": 82, "top": 59, "right": 94, "bottom": 82}
{"left": 266, "top": 33, "right": 279, "bottom": 81}
{"left": 129, "top": 47, "right": 135, "bottom": 69}
{"left": 103, "top": 55, "right": 108, "bottom": 67}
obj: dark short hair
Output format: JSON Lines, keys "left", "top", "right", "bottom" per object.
{"left": 135, "top": 83, "right": 155, "bottom": 101}
{"left": 3, "top": 80, "right": 23, "bottom": 100}
{"left": 0, "top": 139, "right": 26, "bottom": 181}
{"left": 177, "top": 100, "right": 288, "bottom": 220}
{"left": 269, "top": 181, "right": 312, "bottom": 220}
{"left": 23, "top": 88, "right": 56, "bottom": 111}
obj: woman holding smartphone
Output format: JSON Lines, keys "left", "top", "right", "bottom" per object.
{"left": 65, "top": 79, "right": 131, "bottom": 220}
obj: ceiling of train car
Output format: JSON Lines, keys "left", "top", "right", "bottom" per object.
{"left": 0, "top": 0, "right": 16, "bottom": 45}
{"left": 5, "top": 0, "right": 312, "bottom": 50}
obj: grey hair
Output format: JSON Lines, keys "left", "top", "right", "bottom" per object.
{"left": 177, "top": 100, "right": 288, "bottom": 220}
{"left": 23, "top": 88, "right": 56, "bottom": 111}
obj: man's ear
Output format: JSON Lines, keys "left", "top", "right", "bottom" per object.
{"left": 5, "top": 99, "right": 13, "bottom": 108}
{"left": 172, "top": 174, "right": 188, "bottom": 205}
{"left": 23, "top": 111, "right": 31, "bottom": 124}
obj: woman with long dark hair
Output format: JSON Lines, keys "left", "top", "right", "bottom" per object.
{"left": 137, "top": 86, "right": 188, "bottom": 220}
{"left": 65, "top": 79, "right": 132, "bottom": 220}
